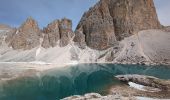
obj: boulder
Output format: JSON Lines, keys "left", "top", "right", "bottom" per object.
{"left": 116, "top": 74, "right": 170, "bottom": 91}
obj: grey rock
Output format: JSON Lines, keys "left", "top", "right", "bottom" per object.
{"left": 59, "top": 18, "right": 74, "bottom": 47}
{"left": 76, "top": 0, "right": 161, "bottom": 50}
{"left": 7, "top": 17, "right": 42, "bottom": 50}
{"left": 42, "top": 20, "right": 60, "bottom": 48}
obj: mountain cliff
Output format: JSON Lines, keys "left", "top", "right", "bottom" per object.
{"left": 42, "top": 18, "right": 74, "bottom": 48}
{"left": 75, "top": 0, "right": 161, "bottom": 50}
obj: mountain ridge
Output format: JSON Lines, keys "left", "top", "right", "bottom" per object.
{"left": 0, "top": 0, "right": 169, "bottom": 65}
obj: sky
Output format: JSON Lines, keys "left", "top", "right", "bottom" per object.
{"left": 0, "top": 0, "right": 169, "bottom": 30}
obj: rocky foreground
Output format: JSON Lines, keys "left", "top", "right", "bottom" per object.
{"left": 63, "top": 74, "right": 170, "bottom": 100}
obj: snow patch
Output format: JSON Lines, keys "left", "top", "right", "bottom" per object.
{"left": 136, "top": 96, "right": 169, "bottom": 100}
{"left": 29, "top": 61, "right": 51, "bottom": 65}
{"left": 128, "top": 82, "right": 146, "bottom": 91}
{"left": 67, "top": 60, "right": 79, "bottom": 65}
{"left": 36, "top": 47, "right": 41, "bottom": 57}
{"left": 16, "top": 30, "right": 19, "bottom": 34}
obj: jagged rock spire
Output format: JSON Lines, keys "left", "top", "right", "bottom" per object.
{"left": 7, "top": 17, "right": 42, "bottom": 50}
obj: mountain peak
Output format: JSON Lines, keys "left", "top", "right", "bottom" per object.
{"left": 76, "top": 0, "right": 161, "bottom": 50}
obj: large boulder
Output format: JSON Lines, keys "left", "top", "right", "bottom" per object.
{"left": 76, "top": 0, "right": 161, "bottom": 50}
{"left": 7, "top": 17, "right": 42, "bottom": 50}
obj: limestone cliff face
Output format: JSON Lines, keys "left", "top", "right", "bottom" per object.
{"left": 3, "top": 17, "right": 74, "bottom": 50}
{"left": 76, "top": 0, "right": 161, "bottom": 50}
{"left": 76, "top": 0, "right": 117, "bottom": 50}
{"left": 59, "top": 18, "right": 74, "bottom": 47}
{"left": 109, "top": 0, "right": 161, "bottom": 40}
{"left": 42, "top": 20, "right": 60, "bottom": 48}
{"left": 7, "top": 17, "right": 42, "bottom": 50}
{"left": 42, "top": 18, "right": 74, "bottom": 48}
{"left": 73, "top": 28, "right": 86, "bottom": 49}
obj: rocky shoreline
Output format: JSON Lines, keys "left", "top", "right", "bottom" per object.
{"left": 63, "top": 74, "right": 170, "bottom": 100}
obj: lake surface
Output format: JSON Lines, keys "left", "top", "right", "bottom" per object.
{"left": 0, "top": 64, "right": 170, "bottom": 100}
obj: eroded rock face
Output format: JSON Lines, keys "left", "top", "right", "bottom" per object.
{"left": 59, "top": 18, "right": 74, "bottom": 47}
{"left": 76, "top": 0, "right": 161, "bottom": 50}
{"left": 109, "top": 0, "right": 161, "bottom": 40}
{"left": 7, "top": 17, "right": 42, "bottom": 50}
{"left": 73, "top": 27, "right": 86, "bottom": 49}
{"left": 76, "top": 0, "right": 117, "bottom": 50}
{"left": 42, "top": 20, "right": 60, "bottom": 48}
{"left": 42, "top": 18, "right": 74, "bottom": 48}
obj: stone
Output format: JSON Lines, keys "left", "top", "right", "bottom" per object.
{"left": 7, "top": 17, "right": 42, "bottom": 50}
{"left": 164, "top": 26, "right": 170, "bottom": 32}
{"left": 76, "top": 0, "right": 117, "bottom": 50}
{"left": 42, "top": 20, "right": 60, "bottom": 48}
{"left": 116, "top": 74, "right": 170, "bottom": 91}
{"left": 5, "top": 28, "right": 17, "bottom": 43}
{"left": 42, "top": 18, "right": 74, "bottom": 48}
{"left": 76, "top": 0, "right": 161, "bottom": 50}
{"left": 59, "top": 18, "right": 74, "bottom": 47}
{"left": 109, "top": 0, "right": 161, "bottom": 40}
{"left": 73, "top": 27, "right": 86, "bottom": 49}
{"left": 0, "top": 24, "right": 14, "bottom": 45}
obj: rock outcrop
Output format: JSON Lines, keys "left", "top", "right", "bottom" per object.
{"left": 0, "top": 25, "right": 14, "bottom": 46}
{"left": 7, "top": 17, "right": 42, "bottom": 50}
{"left": 73, "top": 28, "right": 86, "bottom": 49}
{"left": 42, "top": 20, "right": 60, "bottom": 48}
{"left": 59, "top": 18, "right": 74, "bottom": 47}
{"left": 42, "top": 18, "right": 74, "bottom": 48}
{"left": 3, "top": 17, "right": 74, "bottom": 50}
{"left": 116, "top": 74, "right": 170, "bottom": 91}
{"left": 76, "top": 0, "right": 117, "bottom": 50}
{"left": 76, "top": 0, "right": 161, "bottom": 50}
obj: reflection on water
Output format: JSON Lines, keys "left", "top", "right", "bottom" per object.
{"left": 0, "top": 64, "right": 170, "bottom": 100}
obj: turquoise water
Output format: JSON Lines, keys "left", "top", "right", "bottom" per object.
{"left": 0, "top": 64, "right": 170, "bottom": 100}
